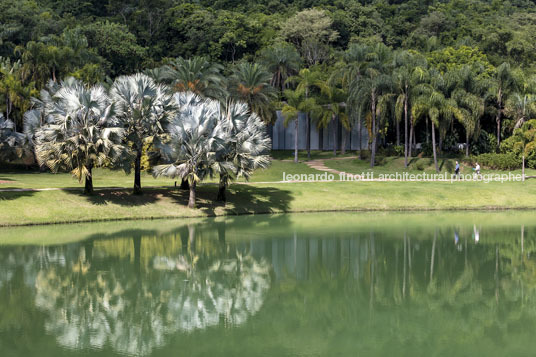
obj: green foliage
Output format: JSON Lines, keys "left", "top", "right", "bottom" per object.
{"left": 471, "top": 131, "right": 496, "bottom": 156}
{"left": 427, "top": 46, "right": 495, "bottom": 77}
{"left": 228, "top": 62, "right": 276, "bottom": 123}
{"left": 472, "top": 152, "right": 521, "bottom": 170}
{"left": 81, "top": 21, "right": 146, "bottom": 76}
{"left": 4, "top": 0, "right": 536, "bottom": 172}
{"left": 500, "top": 119, "right": 536, "bottom": 168}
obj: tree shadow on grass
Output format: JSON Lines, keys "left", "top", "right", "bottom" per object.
{"left": 67, "top": 188, "right": 161, "bottom": 206}
{"left": 158, "top": 184, "right": 293, "bottom": 216}
{"left": 0, "top": 190, "right": 36, "bottom": 201}
{"left": 64, "top": 184, "right": 293, "bottom": 216}
{"left": 440, "top": 159, "right": 454, "bottom": 173}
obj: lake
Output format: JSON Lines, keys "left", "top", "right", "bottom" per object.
{"left": 0, "top": 211, "right": 535, "bottom": 356}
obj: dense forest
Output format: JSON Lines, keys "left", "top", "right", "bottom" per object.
{"left": 2, "top": 0, "right": 536, "bottom": 170}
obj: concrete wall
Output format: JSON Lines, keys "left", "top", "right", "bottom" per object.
{"left": 271, "top": 111, "right": 369, "bottom": 151}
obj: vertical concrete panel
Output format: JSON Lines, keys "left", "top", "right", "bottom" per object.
{"left": 272, "top": 118, "right": 279, "bottom": 150}
{"left": 285, "top": 116, "right": 295, "bottom": 150}
{"left": 310, "top": 123, "right": 320, "bottom": 150}
{"left": 350, "top": 122, "right": 369, "bottom": 150}
{"left": 298, "top": 112, "right": 307, "bottom": 150}
{"left": 323, "top": 124, "right": 330, "bottom": 150}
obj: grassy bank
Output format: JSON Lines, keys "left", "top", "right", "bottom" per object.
{"left": 2, "top": 154, "right": 536, "bottom": 227}
{"left": 2, "top": 179, "right": 536, "bottom": 226}
{"left": 0, "top": 160, "right": 319, "bottom": 189}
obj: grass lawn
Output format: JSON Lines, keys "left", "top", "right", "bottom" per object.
{"left": 2, "top": 152, "right": 536, "bottom": 226}
{"left": 2, "top": 179, "right": 536, "bottom": 226}
{"left": 322, "top": 156, "right": 536, "bottom": 177}
{"left": 0, "top": 159, "right": 320, "bottom": 189}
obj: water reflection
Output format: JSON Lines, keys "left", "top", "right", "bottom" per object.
{"left": 0, "top": 214, "right": 536, "bottom": 356}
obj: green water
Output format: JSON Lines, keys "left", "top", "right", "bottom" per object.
{"left": 1, "top": 211, "right": 536, "bottom": 356}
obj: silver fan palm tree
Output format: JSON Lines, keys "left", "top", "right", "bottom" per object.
{"left": 110, "top": 73, "right": 175, "bottom": 194}
{"left": 34, "top": 78, "right": 126, "bottom": 194}
{"left": 0, "top": 114, "right": 26, "bottom": 163}
{"left": 152, "top": 92, "right": 225, "bottom": 208}
{"left": 215, "top": 101, "right": 271, "bottom": 202}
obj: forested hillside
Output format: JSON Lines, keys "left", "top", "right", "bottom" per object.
{"left": 2, "top": 0, "right": 536, "bottom": 170}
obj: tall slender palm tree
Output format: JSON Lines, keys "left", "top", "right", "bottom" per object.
{"left": 214, "top": 101, "right": 271, "bottom": 201}
{"left": 316, "top": 78, "right": 348, "bottom": 156}
{"left": 281, "top": 89, "right": 320, "bottom": 163}
{"left": 393, "top": 50, "right": 428, "bottom": 167}
{"left": 228, "top": 62, "right": 277, "bottom": 124}
{"left": 153, "top": 93, "right": 225, "bottom": 208}
{"left": 162, "top": 57, "right": 226, "bottom": 101}
{"left": 450, "top": 66, "right": 485, "bottom": 157}
{"left": 34, "top": 78, "right": 126, "bottom": 194}
{"left": 260, "top": 42, "right": 301, "bottom": 97}
{"left": 412, "top": 71, "right": 460, "bottom": 172}
{"left": 487, "top": 62, "right": 517, "bottom": 148}
{"left": 504, "top": 76, "right": 536, "bottom": 132}
{"left": 349, "top": 43, "right": 393, "bottom": 168}
{"left": 110, "top": 73, "right": 175, "bottom": 194}
{"left": 287, "top": 68, "right": 322, "bottom": 159}
{"left": 341, "top": 44, "right": 369, "bottom": 159}
{"left": 505, "top": 93, "right": 536, "bottom": 131}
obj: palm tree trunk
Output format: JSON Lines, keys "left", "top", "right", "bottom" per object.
{"left": 466, "top": 132, "right": 470, "bottom": 157}
{"left": 134, "top": 149, "right": 142, "bottom": 195}
{"left": 358, "top": 113, "right": 362, "bottom": 159}
{"left": 306, "top": 113, "right": 311, "bottom": 160}
{"left": 413, "top": 124, "right": 417, "bottom": 154}
{"left": 84, "top": 165, "right": 93, "bottom": 195}
{"left": 217, "top": 174, "right": 227, "bottom": 202}
{"left": 188, "top": 181, "right": 197, "bottom": 209}
{"left": 341, "top": 127, "right": 347, "bottom": 155}
{"left": 497, "top": 91, "right": 502, "bottom": 148}
{"left": 319, "top": 126, "right": 324, "bottom": 151}
{"left": 409, "top": 123, "right": 413, "bottom": 158}
{"left": 396, "top": 116, "right": 400, "bottom": 146}
{"left": 496, "top": 113, "right": 501, "bottom": 149}
{"left": 370, "top": 96, "right": 377, "bottom": 168}
{"left": 432, "top": 121, "right": 439, "bottom": 173}
{"left": 426, "top": 118, "right": 429, "bottom": 144}
{"left": 332, "top": 114, "right": 337, "bottom": 156}
{"left": 404, "top": 95, "right": 408, "bottom": 168}
{"left": 294, "top": 118, "right": 299, "bottom": 163}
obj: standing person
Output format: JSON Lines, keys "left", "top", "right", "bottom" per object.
{"left": 455, "top": 161, "right": 460, "bottom": 179}
{"left": 475, "top": 162, "right": 481, "bottom": 178}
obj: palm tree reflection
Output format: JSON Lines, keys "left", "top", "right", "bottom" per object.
{"left": 33, "top": 230, "right": 271, "bottom": 356}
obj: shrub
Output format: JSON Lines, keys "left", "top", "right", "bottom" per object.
{"left": 378, "top": 145, "right": 404, "bottom": 156}
{"left": 411, "top": 160, "right": 426, "bottom": 171}
{"left": 472, "top": 130, "right": 496, "bottom": 155}
{"left": 359, "top": 150, "right": 371, "bottom": 161}
{"left": 393, "top": 145, "right": 404, "bottom": 156}
{"left": 421, "top": 142, "right": 433, "bottom": 157}
{"left": 374, "top": 155, "right": 387, "bottom": 166}
{"left": 471, "top": 152, "right": 521, "bottom": 170}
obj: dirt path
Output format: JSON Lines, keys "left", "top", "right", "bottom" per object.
{"left": 304, "top": 156, "right": 361, "bottom": 177}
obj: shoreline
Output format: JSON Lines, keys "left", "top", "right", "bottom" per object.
{"left": 2, "top": 205, "right": 536, "bottom": 228}
{"left": 3, "top": 179, "right": 536, "bottom": 227}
